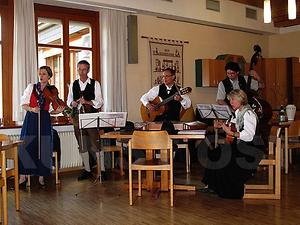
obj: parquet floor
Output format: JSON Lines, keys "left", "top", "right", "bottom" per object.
{"left": 6, "top": 155, "right": 300, "bottom": 225}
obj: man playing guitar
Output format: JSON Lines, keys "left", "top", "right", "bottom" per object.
{"left": 140, "top": 67, "right": 191, "bottom": 121}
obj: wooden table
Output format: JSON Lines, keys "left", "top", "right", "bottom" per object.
{"left": 101, "top": 131, "right": 206, "bottom": 191}
{"left": 271, "top": 121, "right": 292, "bottom": 174}
{"left": 0, "top": 140, "right": 23, "bottom": 225}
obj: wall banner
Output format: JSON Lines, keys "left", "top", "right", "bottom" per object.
{"left": 149, "top": 41, "right": 183, "bottom": 87}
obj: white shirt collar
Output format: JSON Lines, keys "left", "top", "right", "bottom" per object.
{"left": 79, "top": 77, "right": 91, "bottom": 85}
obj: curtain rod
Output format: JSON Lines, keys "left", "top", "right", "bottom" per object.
{"left": 141, "top": 35, "right": 189, "bottom": 44}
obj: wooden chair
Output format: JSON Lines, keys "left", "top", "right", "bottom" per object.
{"left": 0, "top": 147, "right": 8, "bottom": 225}
{"left": 283, "top": 120, "right": 300, "bottom": 174}
{"left": 0, "top": 177, "right": 6, "bottom": 225}
{"left": 102, "top": 139, "right": 124, "bottom": 176}
{"left": 244, "top": 127, "right": 281, "bottom": 199}
{"left": 0, "top": 138, "right": 21, "bottom": 225}
{"left": 0, "top": 135, "right": 20, "bottom": 209}
{"left": 128, "top": 131, "right": 173, "bottom": 207}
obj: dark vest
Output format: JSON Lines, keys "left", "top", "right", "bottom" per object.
{"left": 222, "top": 76, "right": 247, "bottom": 105}
{"left": 237, "top": 111, "right": 265, "bottom": 152}
{"left": 72, "top": 79, "right": 97, "bottom": 113}
{"left": 155, "top": 84, "right": 182, "bottom": 121}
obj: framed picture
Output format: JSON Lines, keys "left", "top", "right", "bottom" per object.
{"left": 149, "top": 41, "right": 183, "bottom": 87}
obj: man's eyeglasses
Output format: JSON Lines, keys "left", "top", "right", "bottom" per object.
{"left": 163, "top": 74, "right": 173, "bottom": 78}
{"left": 226, "top": 70, "right": 237, "bottom": 75}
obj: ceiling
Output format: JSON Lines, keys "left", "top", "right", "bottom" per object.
{"left": 230, "top": 0, "right": 300, "bottom": 27}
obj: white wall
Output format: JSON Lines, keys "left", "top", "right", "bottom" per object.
{"left": 127, "top": 14, "right": 268, "bottom": 121}
{"left": 39, "top": 0, "right": 278, "bottom": 34}
{"left": 268, "top": 30, "right": 300, "bottom": 59}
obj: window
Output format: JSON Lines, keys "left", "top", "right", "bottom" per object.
{"left": 0, "top": 0, "right": 13, "bottom": 125}
{"left": 0, "top": 15, "right": 2, "bottom": 119}
{"left": 35, "top": 4, "right": 100, "bottom": 100}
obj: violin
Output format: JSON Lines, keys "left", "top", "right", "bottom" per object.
{"left": 42, "top": 86, "right": 67, "bottom": 111}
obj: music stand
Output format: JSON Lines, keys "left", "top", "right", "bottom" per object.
{"left": 196, "top": 104, "right": 232, "bottom": 120}
{"left": 79, "top": 112, "right": 127, "bottom": 182}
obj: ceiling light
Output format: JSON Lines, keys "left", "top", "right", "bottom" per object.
{"left": 288, "top": 0, "right": 297, "bottom": 20}
{"left": 264, "top": 0, "right": 272, "bottom": 23}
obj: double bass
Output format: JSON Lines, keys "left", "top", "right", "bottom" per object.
{"left": 247, "top": 45, "right": 273, "bottom": 147}
{"left": 247, "top": 45, "right": 264, "bottom": 119}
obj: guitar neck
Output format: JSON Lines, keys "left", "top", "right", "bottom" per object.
{"left": 154, "top": 93, "right": 177, "bottom": 109}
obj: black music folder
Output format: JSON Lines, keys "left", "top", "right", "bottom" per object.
{"left": 196, "top": 104, "right": 232, "bottom": 120}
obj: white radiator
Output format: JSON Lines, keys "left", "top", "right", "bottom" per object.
{"left": 7, "top": 128, "right": 82, "bottom": 169}
{"left": 59, "top": 131, "right": 82, "bottom": 168}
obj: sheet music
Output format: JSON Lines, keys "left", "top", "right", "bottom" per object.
{"left": 196, "top": 104, "right": 216, "bottom": 119}
{"left": 79, "top": 112, "right": 127, "bottom": 129}
{"left": 196, "top": 104, "right": 232, "bottom": 120}
{"left": 211, "top": 104, "right": 232, "bottom": 119}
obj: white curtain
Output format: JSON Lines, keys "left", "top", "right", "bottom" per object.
{"left": 100, "top": 9, "right": 128, "bottom": 112}
{"left": 13, "top": 0, "right": 37, "bottom": 121}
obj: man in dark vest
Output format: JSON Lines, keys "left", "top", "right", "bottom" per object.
{"left": 67, "top": 60, "right": 105, "bottom": 181}
{"left": 140, "top": 67, "right": 191, "bottom": 121}
{"left": 216, "top": 61, "right": 263, "bottom": 106}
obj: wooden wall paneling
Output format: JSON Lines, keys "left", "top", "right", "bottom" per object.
{"left": 263, "top": 59, "right": 277, "bottom": 110}
{"left": 292, "top": 59, "right": 300, "bottom": 87}
{"left": 292, "top": 58, "right": 300, "bottom": 110}
{"left": 230, "top": 0, "right": 300, "bottom": 28}
{"left": 276, "top": 58, "right": 288, "bottom": 108}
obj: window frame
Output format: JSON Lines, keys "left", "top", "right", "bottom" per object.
{"left": 0, "top": 0, "right": 14, "bottom": 125}
{"left": 34, "top": 4, "right": 100, "bottom": 101}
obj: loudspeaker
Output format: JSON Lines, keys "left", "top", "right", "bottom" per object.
{"left": 127, "top": 15, "right": 138, "bottom": 64}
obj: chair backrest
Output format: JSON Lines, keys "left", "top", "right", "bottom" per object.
{"left": 130, "top": 130, "right": 172, "bottom": 150}
{"left": 0, "top": 134, "right": 9, "bottom": 142}
{"left": 288, "top": 120, "right": 300, "bottom": 137}
{"left": 0, "top": 134, "right": 10, "bottom": 158}
{"left": 269, "top": 126, "right": 281, "bottom": 139}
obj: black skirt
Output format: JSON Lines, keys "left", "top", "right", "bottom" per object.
{"left": 201, "top": 139, "right": 264, "bottom": 199}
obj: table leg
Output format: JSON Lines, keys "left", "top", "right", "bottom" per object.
{"left": 285, "top": 127, "right": 288, "bottom": 174}
{"left": 146, "top": 150, "right": 153, "bottom": 191}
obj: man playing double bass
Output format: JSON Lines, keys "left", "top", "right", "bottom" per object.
{"left": 216, "top": 61, "right": 263, "bottom": 106}
{"left": 140, "top": 67, "right": 191, "bottom": 121}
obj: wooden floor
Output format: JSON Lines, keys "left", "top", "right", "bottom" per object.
{"left": 6, "top": 157, "right": 300, "bottom": 225}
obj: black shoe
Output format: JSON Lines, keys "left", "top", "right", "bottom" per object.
{"left": 39, "top": 180, "right": 46, "bottom": 187}
{"left": 100, "top": 171, "right": 107, "bottom": 181}
{"left": 78, "top": 170, "right": 92, "bottom": 181}
{"left": 19, "top": 180, "right": 27, "bottom": 190}
{"left": 197, "top": 187, "right": 215, "bottom": 194}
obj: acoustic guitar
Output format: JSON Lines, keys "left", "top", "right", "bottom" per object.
{"left": 140, "top": 87, "right": 192, "bottom": 122}
{"left": 225, "top": 121, "right": 237, "bottom": 144}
